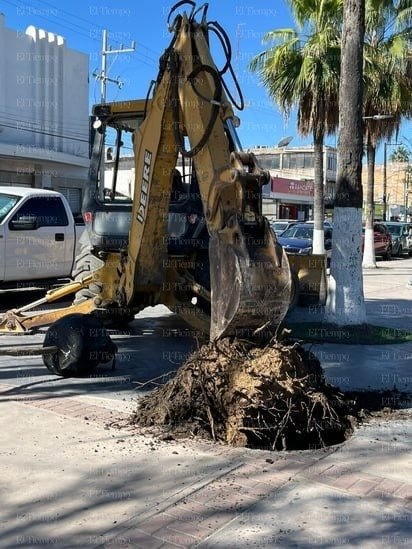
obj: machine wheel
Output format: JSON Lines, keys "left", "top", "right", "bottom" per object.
{"left": 72, "top": 241, "right": 105, "bottom": 305}
{"left": 42, "top": 314, "right": 117, "bottom": 377}
{"left": 72, "top": 242, "right": 135, "bottom": 328}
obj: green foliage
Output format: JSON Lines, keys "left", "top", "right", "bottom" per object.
{"left": 248, "top": 0, "right": 343, "bottom": 137}
{"left": 363, "top": 0, "right": 412, "bottom": 146}
{"left": 389, "top": 144, "right": 410, "bottom": 162}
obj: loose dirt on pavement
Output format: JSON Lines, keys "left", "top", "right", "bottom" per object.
{"left": 132, "top": 338, "right": 357, "bottom": 451}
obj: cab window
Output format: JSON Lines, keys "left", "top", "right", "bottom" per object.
{"left": 9, "top": 196, "right": 68, "bottom": 229}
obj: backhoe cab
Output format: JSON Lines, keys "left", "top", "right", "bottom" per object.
{"left": 0, "top": 2, "right": 293, "bottom": 372}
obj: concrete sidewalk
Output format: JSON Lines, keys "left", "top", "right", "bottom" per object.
{"left": 0, "top": 391, "right": 410, "bottom": 548}
{"left": 0, "top": 259, "right": 411, "bottom": 548}
{"left": 286, "top": 258, "right": 412, "bottom": 393}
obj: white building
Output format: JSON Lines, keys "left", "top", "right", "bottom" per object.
{"left": 0, "top": 14, "right": 89, "bottom": 215}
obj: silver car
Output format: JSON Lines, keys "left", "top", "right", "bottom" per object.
{"left": 270, "top": 219, "right": 297, "bottom": 237}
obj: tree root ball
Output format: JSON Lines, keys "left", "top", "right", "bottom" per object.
{"left": 132, "top": 339, "right": 355, "bottom": 450}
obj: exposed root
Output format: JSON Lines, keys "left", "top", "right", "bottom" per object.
{"left": 132, "top": 338, "right": 356, "bottom": 450}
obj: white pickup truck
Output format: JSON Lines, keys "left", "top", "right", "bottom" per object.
{"left": 0, "top": 186, "right": 83, "bottom": 287}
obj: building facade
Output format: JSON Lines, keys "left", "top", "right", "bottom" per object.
{"left": 251, "top": 145, "right": 338, "bottom": 221}
{"left": 0, "top": 14, "right": 89, "bottom": 215}
{"left": 362, "top": 161, "right": 411, "bottom": 222}
{"left": 102, "top": 145, "right": 339, "bottom": 221}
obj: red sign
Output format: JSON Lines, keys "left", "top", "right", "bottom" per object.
{"left": 271, "top": 176, "right": 314, "bottom": 196}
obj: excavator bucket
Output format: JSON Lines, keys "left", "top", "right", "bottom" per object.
{"left": 209, "top": 221, "right": 292, "bottom": 340}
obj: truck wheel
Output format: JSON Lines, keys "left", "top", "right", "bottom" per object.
{"left": 72, "top": 244, "right": 134, "bottom": 327}
{"left": 72, "top": 242, "right": 104, "bottom": 302}
{"left": 42, "top": 314, "right": 117, "bottom": 377}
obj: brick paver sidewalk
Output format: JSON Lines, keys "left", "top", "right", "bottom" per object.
{"left": 1, "top": 383, "right": 410, "bottom": 548}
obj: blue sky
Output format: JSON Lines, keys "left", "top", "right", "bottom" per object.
{"left": 1, "top": 0, "right": 406, "bottom": 159}
{"left": 1, "top": 0, "right": 309, "bottom": 149}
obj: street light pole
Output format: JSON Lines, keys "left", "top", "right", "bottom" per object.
{"left": 383, "top": 141, "right": 400, "bottom": 222}
{"left": 363, "top": 114, "right": 394, "bottom": 120}
{"left": 383, "top": 142, "right": 387, "bottom": 221}
{"left": 362, "top": 116, "right": 394, "bottom": 221}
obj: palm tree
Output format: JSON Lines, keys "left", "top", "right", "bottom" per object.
{"left": 249, "top": 0, "right": 343, "bottom": 255}
{"left": 362, "top": 0, "right": 412, "bottom": 268}
{"left": 325, "top": 0, "right": 367, "bottom": 325}
{"left": 390, "top": 144, "right": 410, "bottom": 162}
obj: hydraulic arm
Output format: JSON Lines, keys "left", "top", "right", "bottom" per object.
{"left": 117, "top": 2, "right": 292, "bottom": 338}
{"left": 0, "top": 1, "right": 292, "bottom": 340}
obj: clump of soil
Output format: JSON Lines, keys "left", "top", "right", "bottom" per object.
{"left": 132, "top": 339, "right": 355, "bottom": 450}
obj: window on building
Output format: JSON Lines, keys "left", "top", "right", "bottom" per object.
{"left": 327, "top": 155, "right": 337, "bottom": 171}
{"left": 283, "top": 155, "right": 295, "bottom": 169}
{"left": 0, "top": 170, "right": 33, "bottom": 187}
{"left": 60, "top": 187, "right": 82, "bottom": 216}
{"left": 257, "top": 154, "right": 280, "bottom": 169}
{"left": 304, "top": 153, "right": 314, "bottom": 168}
{"left": 283, "top": 152, "right": 314, "bottom": 169}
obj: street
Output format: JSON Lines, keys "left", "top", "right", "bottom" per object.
{"left": 0, "top": 304, "right": 199, "bottom": 411}
{"left": 0, "top": 256, "right": 412, "bottom": 402}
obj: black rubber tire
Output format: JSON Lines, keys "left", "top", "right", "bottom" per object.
{"left": 72, "top": 242, "right": 135, "bottom": 327}
{"left": 42, "top": 314, "right": 117, "bottom": 377}
{"left": 72, "top": 240, "right": 105, "bottom": 305}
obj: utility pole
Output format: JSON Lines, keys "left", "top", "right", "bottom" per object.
{"left": 383, "top": 142, "right": 399, "bottom": 221}
{"left": 92, "top": 30, "right": 135, "bottom": 199}
{"left": 94, "top": 30, "right": 136, "bottom": 103}
{"left": 405, "top": 166, "right": 411, "bottom": 222}
{"left": 235, "top": 23, "right": 245, "bottom": 64}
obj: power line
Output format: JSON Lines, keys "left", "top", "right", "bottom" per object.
{"left": 2, "top": 0, "right": 160, "bottom": 98}
{"left": 0, "top": 108, "right": 89, "bottom": 134}
{"left": 1, "top": 0, "right": 99, "bottom": 43}
{"left": 30, "top": 0, "right": 161, "bottom": 55}
{"left": 2, "top": 0, "right": 160, "bottom": 62}
{"left": 0, "top": 121, "right": 89, "bottom": 143}
{"left": 0, "top": 113, "right": 88, "bottom": 140}
{"left": 94, "top": 29, "right": 136, "bottom": 103}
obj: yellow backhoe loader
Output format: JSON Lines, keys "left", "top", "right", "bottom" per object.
{"left": 0, "top": 2, "right": 324, "bottom": 374}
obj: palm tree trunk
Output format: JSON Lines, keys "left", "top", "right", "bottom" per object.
{"left": 312, "top": 134, "right": 325, "bottom": 254}
{"left": 325, "top": 0, "right": 366, "bottom": 325}
{"left": 362, "top": 138, "right": 377, "bottom": 267}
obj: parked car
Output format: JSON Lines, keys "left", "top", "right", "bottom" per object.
{"left": 277, "top": 222, "right": 333, "bottom": 261}
{"left": 270, "top": 219, "right": 297, "bottom": 237}
{"left": 361, "top": 223, "right": 392, "bottom": 260}
{"left": 380, "top": 221, "right": 412, "bottom": 256}
{"left": 303, "top": 219, "right": 334, "bottom": 229}
{"left": 0, "top": 186, "right": 84, "bottom": 287}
